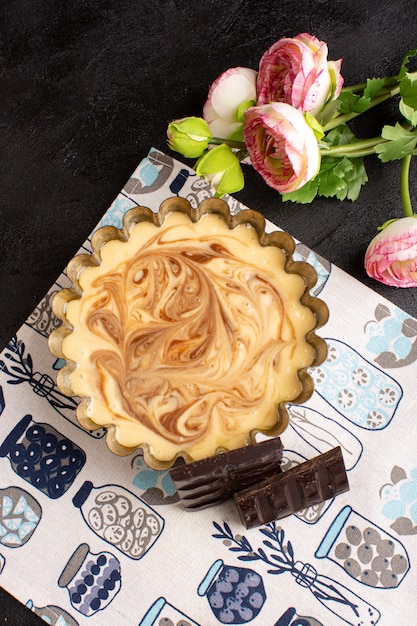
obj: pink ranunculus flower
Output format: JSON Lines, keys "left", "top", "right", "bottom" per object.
{"left": 243, "top": 102, "right": 320, "bottom": 194}
{"left": 203, "top": 66, "right": 257, "bottom": 140}
{"left": 365, "top": 217, "right": 417, "bottom": 287}
{"left": 257, "top": 33, "right": 343, "bottom": 116}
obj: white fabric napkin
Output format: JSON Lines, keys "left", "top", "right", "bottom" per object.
{"left": 0, "top": 148, "right": 416, "bottom": 626}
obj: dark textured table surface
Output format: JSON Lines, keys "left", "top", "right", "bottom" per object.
{"left": 1, "top": 1, "right": 416, "bottom": 623}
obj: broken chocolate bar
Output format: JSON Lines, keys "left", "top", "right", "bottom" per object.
{"left": 169, "top": 437, "right": 283, "bottom": 510}
{"left": 233, "top": 446, "right": 349, "bottom": 528}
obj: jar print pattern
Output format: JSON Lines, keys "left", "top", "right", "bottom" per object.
{"left": 26, "top": 600, "right": 79, "bottom": 626}
{"left": 275, "top": 606, "right": 324, "bottom": 626}
{"left": 58, "top": 543, "right": 121, "bottom": 616}
{"left": 311, "top": 339, "right": 403, "bottom": 430}
{"left": 0, "top": 415, "right": 85, "bottom": 499}
{"left": 315, "top": 506, "right": 410, "bottom": 589}
{"left": 198, "top": 560, "right": 266, "bottom": 624}
{"left": 73, "top": 481, "right": 164, "bottom": 560}
{"left": 0, "top": 486, "right": 41, "bottom": 547}
{"left": 138, "top": 596, "right": 200, "bottom": 626}
{"left": 337, "top": 524, "right": 409, "bottom": 588}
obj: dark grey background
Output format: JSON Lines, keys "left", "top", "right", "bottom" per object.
{"left": 1, "top": 1, "right": 416, "bottom": 623}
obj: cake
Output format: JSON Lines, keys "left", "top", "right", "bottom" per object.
{"left": 49, "top": 197, "right": 328, "bottom": 469}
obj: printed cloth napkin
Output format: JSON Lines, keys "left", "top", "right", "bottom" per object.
{"left": 0, "top": 147, "right": 416, "bottom": 626}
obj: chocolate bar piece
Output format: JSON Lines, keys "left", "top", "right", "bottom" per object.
{"left": 169, "top": 437, "right": 283, "bottom": 511}
{"left": 233, "top": 446, "right": 349, "bottom": 529}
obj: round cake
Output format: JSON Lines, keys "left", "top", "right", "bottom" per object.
{"left": 49, "top": 197, "right": 328, "bottom": 468}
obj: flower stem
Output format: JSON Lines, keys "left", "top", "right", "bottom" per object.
{"left": 320, "top": 136, "right": 386, "bottom": 158}
{"left": 323, "top": 85, "right": 400, "bottom": 132}
{"left": 401, "top": 154, "right": 414, "bottom": 217}
{"left": 210, "top": 137, "right": 246, "bottom": 150}
{"left": 340, "top": 75, "right": 399, "bottom": 94}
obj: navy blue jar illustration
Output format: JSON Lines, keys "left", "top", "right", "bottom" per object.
{"left": 0, "top": 415, "right": 85, "bottom": 499}
{"left": 198, "top": 559, "right": 266, "bottom": 624}
{"left": 0, "top": 485, "right": 41, "bottom": 547}
{"left": 72, "top": 481, "right": 164, "bottom": 559}
{"left": 58, "top": 542, "right": 121, "bottom": 616}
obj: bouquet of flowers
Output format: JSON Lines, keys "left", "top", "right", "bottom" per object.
{"left": 167, "top": 33, "right": 417, "bottom": 288}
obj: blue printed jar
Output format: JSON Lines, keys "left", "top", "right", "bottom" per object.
{"left": 198, "top": 559, "right": 266, "bottom": 624}
{"left": 58, "top": 543, "right": 121, "bottom": 616}
{"left": 0, "top": 486, "right": 41, "bottom": 548}
{"left": 0, "top": 414, "right": 85, "bottom": 499}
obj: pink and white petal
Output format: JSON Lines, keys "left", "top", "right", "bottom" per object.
{"left": 209, "top": 67, "right": 257, "bottom": 118}
{"left": 303, "top": 70, "right": 331, "bottom": 114}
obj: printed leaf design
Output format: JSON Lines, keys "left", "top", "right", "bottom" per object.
{"left": 286, "top": 540, "right": 294, "bottom": 560}
{"left": 374, "top": 303, "right": 391, "bottom": 321}
{"left": 402, "top": 318, "right": 417, "bottom": 338}
{"left": 391, "top": 516, "right": 417, "bottom": 535}
{"left": 124, "top": 177, "right": 144, "bottom": 194}
{"left": 391, "top": 465, "right": 408, "bottom": 485}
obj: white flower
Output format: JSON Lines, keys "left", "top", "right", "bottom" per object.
{"left": 203, "top": 66, "right": 257, "bottom": 140}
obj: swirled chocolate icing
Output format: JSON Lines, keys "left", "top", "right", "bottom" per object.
{"left": 63, "top": 212, "right": 317, "bottom": 462}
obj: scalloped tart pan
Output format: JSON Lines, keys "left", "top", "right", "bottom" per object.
{"left": 49, "top": 197, "right": 328, "bottom": 469}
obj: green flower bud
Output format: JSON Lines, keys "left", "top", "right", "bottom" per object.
{"left": 196, "top": 144, "right": 244, "bottom": 198}
{"left": 167, "top": 117, "right": 212, "bottom": 158}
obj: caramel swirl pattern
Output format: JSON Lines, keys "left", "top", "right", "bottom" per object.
{"left": 63, "top": 213, "right": 316, "bottom": 461}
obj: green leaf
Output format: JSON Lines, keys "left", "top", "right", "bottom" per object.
{"left": 317, "top": 158, "right": 352, "bottom": 199}
{"left": 342, "top": 156, "right": 369, "bottom": 200}
{"left": 321, "top": 123, "right": 357, "bottom": 148}
{"left": 398, "top": 46, "right": 417, "bottom": 80}
{"left": 316, "top": 99, "right": 341, "bottom": 127}
{"left": 363, "top": 77, "right": 386, "bottom": 99}
{"left": 336, "top": 90, "right": 372, "bottom": 114}
{"left": 282, "top": 155, "right": 367, "bottom": 204}
{"left": 336, "top": 78, "right": 389, "bottom": 116}
{"left": 374, "top": 123, "right": 417, "bottom": 161}
{"left": 398, "top": 46, "right": 417, "bottom": 125}
{"left": 336, "top": 90, "right": 364, "bottom": 114}
{"left": 319, "top": 156, "right": 367, "bottom": 201}
{"left": 399, "top": 73, "right": 417, "bottom": 125}
{"left": 281, "top": 177, "right": 320, "bottom": 204}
